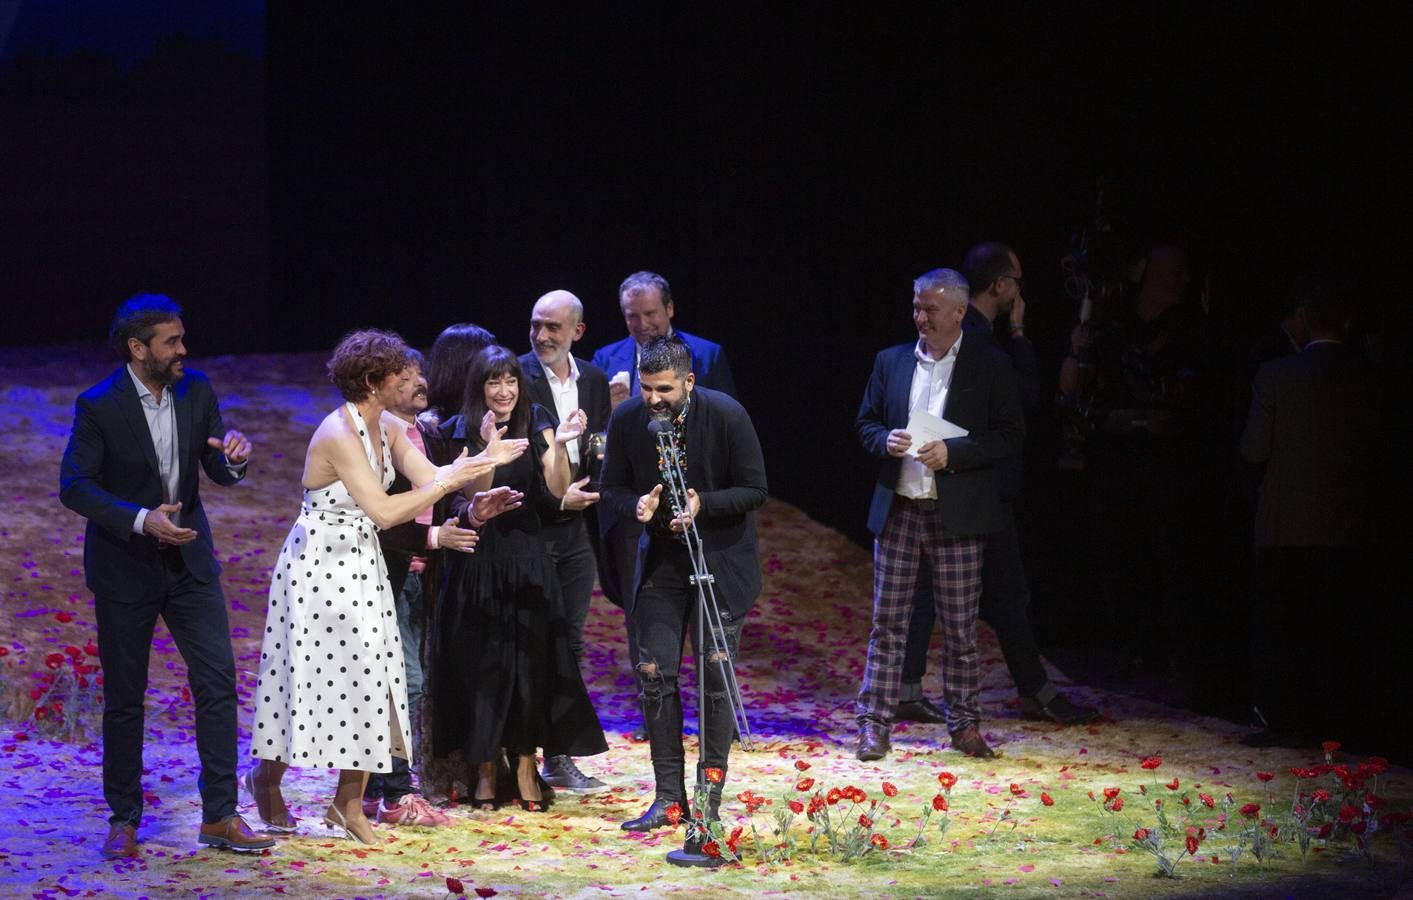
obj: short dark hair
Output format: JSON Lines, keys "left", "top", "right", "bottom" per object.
{"left": 638, "top": 335, "right": 692, "bottom": 379}
{"left": 109, "top": 293, "right": 182, "bottom": 360}
{"left": 1303, "top": 281, "right": 1353, "bottom": 335}
{"left": 405, "top": 347, "right": 425, "bottom": 371}
{"left": 326, "top": 329, "right": 413, "bottom": 403}
{"left": 962, "top": 242, "right": 1016, "bottom": 297}
{"left": 619, "top": 271, "right": 673, "bottom": 309}
{"left": 426, "top": 323, "right": 496, "bottom": 421}
{"left": 461, "top": 345, "right": 530, "bottom": 442}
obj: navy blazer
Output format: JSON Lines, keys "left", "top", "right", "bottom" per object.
{"left": 592, "top": 330, "right": 738, "bottom": 398}
{"left": 60, "top": 367, "right": 244, "bottom": 598}
{"left": 857, "top": 337, "right": 1024, "bottom": 537}
{"left": 599, "top": 387, "right": 767, "bottom": 619}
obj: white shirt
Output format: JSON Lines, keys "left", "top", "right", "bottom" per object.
{"left": 542, "top": 355, "right": 582, "bottom": 467}
{"left": 895, "top": 333, "right": 963, "bottom": 500}
{"left": 127, "top": 365, "right": 245, "bottom": 535}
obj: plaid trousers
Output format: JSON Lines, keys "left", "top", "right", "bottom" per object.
{"left": 856, "top": 497, "right": 984, "bottom": 733}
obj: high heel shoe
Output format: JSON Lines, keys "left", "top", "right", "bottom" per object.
{"left": 243, "top": 768, "right": 298, "bottom": 833}
{"left": 514, "top": 797, "right": 545, "bottom": 813}
{"left": 322, "top": 804, "right": 376, "bottom": 845}
{"left": 472, "top": 793, "right": 500, "bottom": 812}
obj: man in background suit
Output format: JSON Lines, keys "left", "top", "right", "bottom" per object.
{"left": 897, "top": 244, "right": 1095, "bottom": 726}
{"left": 855, "top": 269, "right": 1024, "bottom": 762}
{"left": 592, "top": 270, "right": 737, "bottom": 408}
{"left": 1239, "top": 286, "right": 1381, "bottom": 747}
{"left": 519, "top": 289, "right": 613, "bottom": 792}
{"left": 59, "top": 294, "right": 272, "bottom": 858}
{"left": 600, "top": 336, "right": 767, "bottom": 834}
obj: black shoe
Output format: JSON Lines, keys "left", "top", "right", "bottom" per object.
{"left": 621, "top": 799, "right": 679, "bottom": 832}
{"left": 1020, "top": 693, "right": 1099, "bottom": 725}
{"left": 629, "top": 726, "right": 648, "bottom": 742}
{"left": 895, "top": 698, "right": 948, "bottom": 724}
{"left": 856, "top": 723, "right": 890, "bottom": 762}
{"left": 541, "top": 755, "right": 608, "bottom": 793}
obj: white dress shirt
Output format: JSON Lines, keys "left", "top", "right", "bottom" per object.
{"left": 895, "top": 333, "right": 962, "bottom": 500}
{"left": 542, "top": 355, "right": 582, "bottom": 467}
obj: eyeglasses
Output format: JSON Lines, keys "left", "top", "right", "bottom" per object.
{"left": 1000, "top": 274, "right": 1025, "bottom": 290}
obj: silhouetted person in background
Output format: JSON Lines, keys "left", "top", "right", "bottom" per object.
{"left": 1239, "top": 286, "right": 1380, "bottom": 747}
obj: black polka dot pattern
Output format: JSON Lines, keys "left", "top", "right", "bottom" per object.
{"left": 250, "top": 403, "right": 412, "bottom": 772}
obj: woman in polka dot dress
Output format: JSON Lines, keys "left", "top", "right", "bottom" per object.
{"left": 246, "top": 330, "right": 526, "bottom": 844}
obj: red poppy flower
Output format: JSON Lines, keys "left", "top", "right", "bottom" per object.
{"left": 1186, "top": 834, "right": 1200, "bottom": 855}
{"left": 794, "top": 760, "right": 811, "bottom": 772}
{"left": 870, "top": 833, "right": 889, "bottom": 849}
{"left": 1102, "top": 787, "right": 1121, "bottom": 801}
{"left": 44, "top": 653, "right": 65, "bottom": 670}
{"left": 1109, "top": 797, "right": 1125, "bottom": 812}
{"left": 54, "top": 611, "right": 75, "bottom": 623}
{"left": 1313, "top": 789, "right": 1331, "bottom": 802}
{"left": 1338, "top": 805, "right": 1359, "bottom": 823}
{"left": 1133, "top": 828, "right": 1150, "bottom": 841}
{"left": 1255, "top": 771, "right": 1274, "bottom": 783}
{"left": 1009, "top": 783, "right": 1025, "bottom": 796}
{"left": 882, "top": 781, "right": 898, "bottom": 798}
{"left": 826, "top": 788, "right": 843, "bottom": 805}
{"left": 807, "top": 795, "right": 826, "bottom": 816}
{"left": 84, "top": 640, "right": 99, "bottom": 657}
{"left": 446, "top": 877, "right": 465, "bottom": 894}
{"left": 932, "top": 794, "right": 948, "bottom": 812}
{"left": 1240, "top": 803, "right": 1261, "bottom": 819}
{"left": 1140, "top": 756, "right": 1162, "bottom": 770}
{"left": 937, "top": 771, "right": 958, "bottom": 790}
{"left": 858, "top": 814, "right": 872, "bottom": 828}
{"left": 789, "top": 800, "right": 804, "bottom": 814}
{"left": 1040, "top": 793, "right": 1054, "bottom": 807}
{"left": 665, "top": 803, "right": 682, "bottom": 826}
{"left": 1165, "top": 778, "right": 1179, "bottom": 791}
{"left": 795, "top": 777, "right": 815, "bottom": 792}
{"left": 1322, "top": 741, "right": 1341, "bottom": 756}
{"left": 702, "top": 841, "right": 721, "bottom": 858}
{"left": 705, "top": 767, "right": 724, "bottom": 784}
{"left": 1360, "top": 757, "right": 1390, "bottom": 776}
{"left": 34, "top": 706, "right": 49, "bottom": 720}
{"left": 474, "top": 889, "right": 498, "bottom": 898}
{"left": 0, "top": 647, "right": 8, "bottom": 657}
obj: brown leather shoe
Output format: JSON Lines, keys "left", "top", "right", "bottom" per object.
{"left": 949, "top": 725, "right": 996, "bottom": 759}
{"left": 856, "top": 723, "right": 891, "bottom": 761}
{"left": 197, "top": 815, "right": 276, "bottom": 852}
{"left": 101, "top": 823, "right": 139, "bottom": 859}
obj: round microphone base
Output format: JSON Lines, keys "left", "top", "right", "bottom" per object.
{"left": 666, "top": 847, "right": 726, "bottom": 868}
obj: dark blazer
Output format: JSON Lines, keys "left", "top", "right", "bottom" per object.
{"left": 59, "top": 367, "right": 243, "bottom": 598}
{"left": 518, "top": 352, "right": 612, "bottom": 482}
{"left": 375, "top": 418, "right": 439, "bottom": 601}
{"left": 599, "top": 387, "right": 767, "bottom": 619}
{"left": 963, "top": 304, "right": 1039, "bottom": 500}
{"left": 1240, "top": 342, "right": 1381, "bottom": 547}
{"left": 592, "top": 330, "right": 738, "bottom": 398}
{"left": 857, "top": 336, "right": 1025, "bottom": 537}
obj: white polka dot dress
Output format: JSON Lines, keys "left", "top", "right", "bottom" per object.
{"left": 251, "top": 403, "right": 411, "bottom": 772}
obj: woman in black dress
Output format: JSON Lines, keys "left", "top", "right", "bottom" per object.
{"left": 427, "top": 345, "right": 607, "bottom": 810}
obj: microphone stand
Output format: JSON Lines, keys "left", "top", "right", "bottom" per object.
{"left": 652, "top": 421, "right": 753, "bottom": 868}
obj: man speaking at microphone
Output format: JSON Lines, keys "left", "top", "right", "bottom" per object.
{"left": 599, "top": 336, "right": 767, "bottom": 832}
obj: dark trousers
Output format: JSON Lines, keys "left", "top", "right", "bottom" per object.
{"left": 94, "top": 549, "right": 238, "bottom": 826}
{"left": 542, "top": 516, "right": 597, "bottom": 664}
{"left": 366, "top": 571, "right": 424, "bottom": 805}
{"left": 630, "top": 541, "right": 743, "bottom": 804}
{"left": 901, "top": 503, "right": 1049, "bottom": 701}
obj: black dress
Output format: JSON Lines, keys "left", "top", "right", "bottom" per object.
{"left": 427, "top": 406, "right": 607, "bottom": 764}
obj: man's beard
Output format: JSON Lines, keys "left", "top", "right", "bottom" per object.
{"left": 648, "top": 394, "right": 688, "bottom": 423}
{"left": 142, "top": 354, "right": 184, "bottom": 386}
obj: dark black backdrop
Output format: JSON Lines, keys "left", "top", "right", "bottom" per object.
{"left": 2, "top": 4, "right": 1399, "bottom": 543}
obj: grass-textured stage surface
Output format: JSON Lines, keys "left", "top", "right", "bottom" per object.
{"left": 2, "top": 348, "right": 1409, "bottom": 898}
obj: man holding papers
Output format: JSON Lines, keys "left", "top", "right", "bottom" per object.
{"left": 854, "top": 268, "right": 1024, "bottom": 761}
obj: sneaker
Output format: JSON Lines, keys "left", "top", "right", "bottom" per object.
{"left": 376, "top": 793, "right": 453, "bottom": 826}
{"left": 540, "top": 755, "right": 608, "bottom": 793}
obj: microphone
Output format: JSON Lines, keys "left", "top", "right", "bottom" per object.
{"left": 647, "top": 418, "right": 669, "bottom": 436}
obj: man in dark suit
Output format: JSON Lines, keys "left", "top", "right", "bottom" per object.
{"left": 59, "top": 294, "right": 272, "bottom": 858}
{"left": 1239, "top": 288, "right": 1380, "bottom": 746}
{"left": 897, "top": 244, "right": 1096, "bottom": 726}
{"left": 519, "top": 289, "right": 613, "bottom": 792}
{"left": 855, "top": 269, "right": 1024, "bottom": 761}
{"left": 600, "top": 337, "right": 767, "bottom": 833}
{"left": 592, "top": 270, "right": 737, "bottom": 408}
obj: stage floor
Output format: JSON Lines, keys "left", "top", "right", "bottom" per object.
{"left": 2, "top": 347, "right": 1407, "bottom": 897}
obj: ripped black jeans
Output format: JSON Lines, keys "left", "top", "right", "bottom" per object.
{"left": 631, "top": 541, "right": 743, "bottom": 805}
